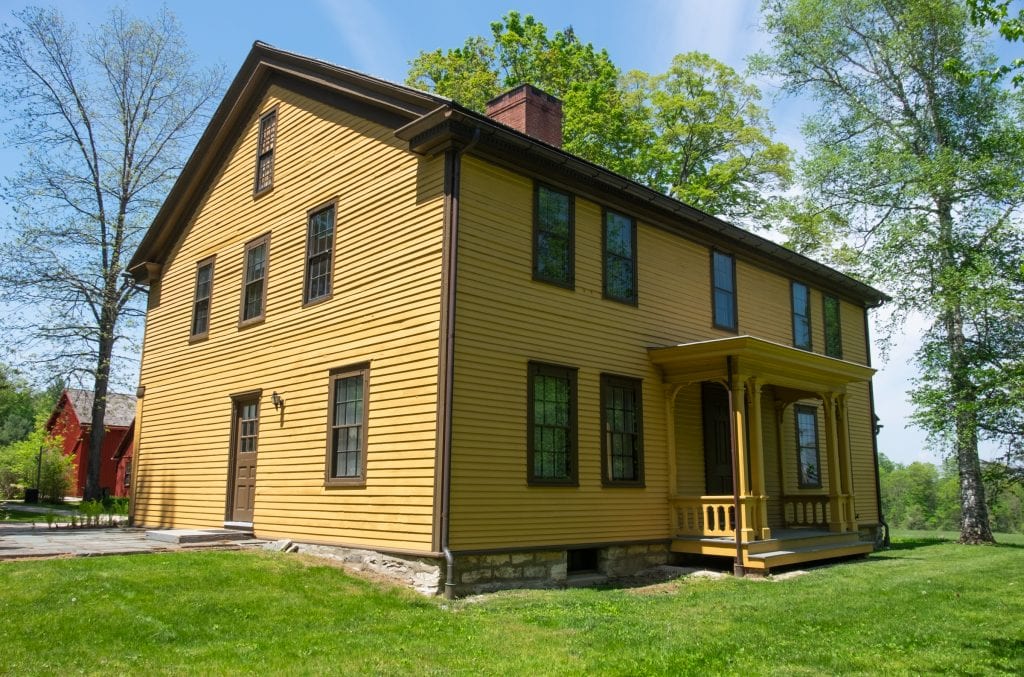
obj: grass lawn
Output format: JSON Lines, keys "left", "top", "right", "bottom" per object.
{"left": 1, "top": 534, "right": 1022, "bottom": 675}
{"left": 0, "top": 508, "right": 50, "bottom": 522}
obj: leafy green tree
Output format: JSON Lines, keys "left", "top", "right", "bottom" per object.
{"left": 0, "top": 7, "right": 223, "bottom": 500}
{"left": 0, "top": 364, "right": 34, "bottom": 445}
{"left": 407, "top": 12, "right": 791, "bottom": 224}
{"left": 760, "top": 0, "right": 1024, "bottom": 544}
{"left": 966, "top": 0, "right": 1024, "bottom": 86}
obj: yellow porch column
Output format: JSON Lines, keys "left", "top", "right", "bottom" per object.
{"left": 665, "top": 384, "right": 681, "bottom": 536}
{"left": 731, "top": 377, "right": 754, "bottom": 542}
{"left": 836, "top": 394, "right": 858, "bottom": 531}
{"left": 746, "top": 377, "right": 770, "bottom": 540}
{"left": 821, "top": 393, "right": 848, "bottom": 532}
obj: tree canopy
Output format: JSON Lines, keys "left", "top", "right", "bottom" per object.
{"left": 407, "top": 11, "right": 791, "bottom": 226}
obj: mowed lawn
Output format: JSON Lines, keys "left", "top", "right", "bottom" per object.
{"left": 1, "top": 533, "right": 1022, "bottom": 675}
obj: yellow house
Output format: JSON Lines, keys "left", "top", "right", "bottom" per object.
{"left": 128, "top": 43, "right": 889, "bottom": 596}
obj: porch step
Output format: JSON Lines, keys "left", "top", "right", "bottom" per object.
{"left": 745, "top": 530, "right": 861, "bottom": 555}
{"left": 145, "top": 528, "right": 253, "bottom": 544}
{"left": 745, "top": 541, "right": 873, "bottom": 571}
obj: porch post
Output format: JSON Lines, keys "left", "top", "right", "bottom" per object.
{"left": 821, "top": 393, "right": 848, "bottom": 532}
{"left": 730, "top": 377, "right": 755, "bottom": 542}
{"left": 746, "top": 377, "right": 771, "bottom": 540}
{"left": 665, "top": 384, "right": 681, "bottom": 536}
{"left": 836, "top": 394, "right": 858, "bottom": 531}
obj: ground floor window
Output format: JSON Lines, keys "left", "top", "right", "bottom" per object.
{"left": 795, "top": 404, "right": 822, "bottom": 488}
{"left": 600, "top": 374, "right": 644, "bottom": 486}
{"left": 326, "top": 364, "right": 369, "bottom": 486}
{"left": 527, "top": 361, "right": 578, "bottom": 485}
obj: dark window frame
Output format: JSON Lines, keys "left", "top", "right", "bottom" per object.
{"left": 795, "top": 404, "right": 823, "bottom": 489}
{"left": 791, "top": 281, "right": 812, "bottom": 351}
{"left": 189, "top": 256, "right": 216, "bottom": 341}
{"left": 711, "top": 250, "right": 738, "bottom": 331}
{"left": 324, "top": 363, "right": 370, "bottom": 487}
{"left": 123, "top": 459, "right": 132, "bottom": 488}
{"left": 303, "top": 200, "right": 337, "bottom": 306}
{"left": 238, "top": 233, "right": 271, "bottom": 327}
{"left": 600, "top": 373, "right": 645, "bottom": 487}
{"left": 253, "top": 107, "right": 278, "bottom": 195}
{"left": 532, "top": 183, "right": 575, "bottom": 289}
{"left": 527, "top": 361, "right": 579, "bottom": 486}
{"left": 823, "top": 294, "right": 843, "bottom": 359}
{"left": 602, "top": 208, "right": 638, "bottom": 305}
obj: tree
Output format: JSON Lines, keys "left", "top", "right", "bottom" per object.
{"left": 0, "top": 7, "right": 223, "bottom": 500}
{"left": 407, "top": 12, "right": 791, "bottom": 225}
{"left": 965, "top": 0, "right": 1024, "bottom": 86}
{"left": 760, "top": 0, "right": 1024, "bottom": 543}
{"left": 0, "top": 363, "right": 35, "bottom": 445}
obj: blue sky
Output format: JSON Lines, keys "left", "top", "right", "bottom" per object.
{"left": 0, "top": 0, "right": 1015, "bottom": 466}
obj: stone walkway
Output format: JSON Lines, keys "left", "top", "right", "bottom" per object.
{"left": 0, "top": 522, "right": 261, "bottom": 560}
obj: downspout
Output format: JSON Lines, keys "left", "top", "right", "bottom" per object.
{"left": 863, "top": 309, "right": 890, "bottom": 548}
{"left": 440, "top": 128, "right": 480, "bottom": 599}
{"left": 727, "top": 356, "right": 745, "bottom": 577}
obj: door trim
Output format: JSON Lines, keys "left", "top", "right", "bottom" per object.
{"left": 226, "top": 390, "right": 262, "bottom": 524}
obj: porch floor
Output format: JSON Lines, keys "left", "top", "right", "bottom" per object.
{"left": 671, "top": 528, "right": 873, "bottom": 572}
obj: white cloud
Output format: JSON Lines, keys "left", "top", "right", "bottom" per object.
{"left": 316, "top": 0, "right": 405, "bottom": 80}
{"left": 653, "top": 0, "right": 766, "bottom": 72}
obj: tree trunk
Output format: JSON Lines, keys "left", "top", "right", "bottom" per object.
{"left": 84, "top": 300, "right": 116, "bottom": 501}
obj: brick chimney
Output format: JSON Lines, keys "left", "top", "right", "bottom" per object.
{"left": 485, "top": 85, "right": 563, "bottom": 148}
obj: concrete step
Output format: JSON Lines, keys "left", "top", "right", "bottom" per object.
{"left": 746, "top": 541, "right": 874, "bottom": 570}
{"left": 145, "top": 528, "right": 253, "bottom": 544}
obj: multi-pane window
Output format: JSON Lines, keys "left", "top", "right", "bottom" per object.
{"left": 326, "top": 365, "right": 368, "bottom": 484}
{"left": 791, "top": 281, "right": 812, "bottom": 350}
{"left": 603, "top": 210, "right": 637, "bottom": 304}
{"left": 255, "top": 109, "right": 277, "bottom": 193}
{"left": 238, "top": 400, "right": 259, "bottom": 453}
{"left": 533, "top": 184, "right": 574, "bottom": 288}
{"left": 527, "top": 362, "right": 578, "bottom": 485}
{"left": 305, "top": 204, "right": 335, "bottom": 303}
{"left": 240, "top": 235, "right": 269, "bottom": 324}
{"left": 795, "top": 405, "right": 822, "bottom": 488}
{"left": 823, "top": 295, "right": 843, "bottom": 358}
{"left": 601, "top": 374, "right": 644, "bottom": 486}
{"left": 190, "top": 258, "right": 214, "bottom": 339}
{"left": 123, "top": 460, "right": 132, "bottom": 489}
{"left": 712, "top": 250, "right": 737, "bottom": 330}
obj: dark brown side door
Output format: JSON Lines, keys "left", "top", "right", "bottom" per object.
{"left": 229, "top": 398, "right": 259, "bottom": 523}
{"left": 702, "top": 382, "right": 733, "bottom": 495}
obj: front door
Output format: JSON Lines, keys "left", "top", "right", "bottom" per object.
{"left": 702, "top": 382, "right": 733, "bottom": 495}
{"left": 228, "top": 397, "right": 260, "bottom": 523}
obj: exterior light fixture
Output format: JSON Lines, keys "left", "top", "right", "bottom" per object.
{"left": 271, "top": 391, "right": 283, "bottom": 409}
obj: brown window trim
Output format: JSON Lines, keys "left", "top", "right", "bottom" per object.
{"left": 823, "top": 294, "right": 843, "bottom": 359}
{"left": 253, "top": 106, "right": 278, "bottom": 197}
{"left": 527, "top": 361, "right": 579, "bottom": 487}
{"left": 795, "top": 404, "right": 823, "bottom": 489}
{"left": 324, "top": 363, "right": 370, "bottom": 488}
{"left": 711, "top": 249, "right": 738, "bottom": 332}
{"left": 532, "top": 182, "right": 575, "bottom": 289}
{"left": 188, "top": 255, "right": 216, "bottom": 342}
{"left": 600, "top": 373, "right": 645, "bottom": 487}
{"left": 303, "top": 199, "right": 338, "bottom": 307}
{"left": 238, "top": 232, "right": 271, "bottom": 328}
{"left": 791, "top": 280, "right": 812, "bottom": 351}
{"left": 602, "top": 208, "right": 638, "bottom": 306}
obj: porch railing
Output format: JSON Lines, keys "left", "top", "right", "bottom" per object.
{"left": 782, "top": 495, "right": 831, "bottom": 528}
{"left": 672, "top": 496, "right": 750, "bottom": 538}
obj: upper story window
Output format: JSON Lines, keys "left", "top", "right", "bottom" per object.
{"left": 527, "top": 361, "right": 578, "bottom": 485}
{"left": 823, "top": 295, "right": 843, "bottom": 358}
{"left": 190, "top": 257, "right": 215, "bottom": 340}
{"left": 254, "top": 109, "right": 277, "bottom": 194}
{"left": 603, "top": 209, "right": 637, "bottom": 304}
{"left": 326, "top": 364, "right": 369, "bottom": 486}
{"left": 601, "top": 374, "right": 644, "bottom": 487}
{"left": 239, "top": 234, "right": 270, "bottom": 325}
{"left": 795, "top": 405, "right": 822, "bottom": 488}
{"left": 533, "top": 184, "right": 574, "bottom": 288}
{"left": 711, "top": 250, "right": 737, "bottom": 331}
{"left": 791, "top": 281, "right": 812, "bottom": 350}
{"left": 305, "top": 203, "right": 336, "bottom": 304}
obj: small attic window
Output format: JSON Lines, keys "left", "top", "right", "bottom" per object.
{"left": 254, "top": 109, "right": 277, "bottom": 194}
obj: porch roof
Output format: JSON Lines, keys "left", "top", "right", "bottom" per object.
{"left": 648, "top": 336, "right": 875, "bottom": 393}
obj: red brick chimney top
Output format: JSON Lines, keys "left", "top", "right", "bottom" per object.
{"left": 484, "top": 84, "right": 563, "bottom": 148}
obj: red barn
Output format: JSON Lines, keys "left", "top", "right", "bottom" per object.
{"left": 45, "top": 389, "right": 136, "bottom": 498}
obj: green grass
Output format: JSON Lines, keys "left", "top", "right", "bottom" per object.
{"left": 1, "top": 535, "right": 1022, "bottom": 675}
{"left": 0, "top": 508, "right": 51, "bottom": 522}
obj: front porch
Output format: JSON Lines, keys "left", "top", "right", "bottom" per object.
{"left": 650, "top": 336, "right": 877, "bottom": 573}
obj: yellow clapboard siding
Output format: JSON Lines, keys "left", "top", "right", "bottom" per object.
{"left": 136, "top": 83, "right": 445, "bottom": 551}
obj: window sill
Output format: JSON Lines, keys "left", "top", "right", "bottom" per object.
{"left": 237, "top": 316, "right": 266, "bottom": 330}
{"left": 325, "top": 477, "right": 367, "bottom": 489}
{"left": 527, "top": 479, "right": 579, "bottom": 488}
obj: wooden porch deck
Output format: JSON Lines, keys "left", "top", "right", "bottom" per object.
{"left": 671, "top": 528, "right": 873, "bottom": 573}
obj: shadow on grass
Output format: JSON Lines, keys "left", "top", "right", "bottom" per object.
{"left": 885, "top": 537, "right": 1024, "bottom": 552}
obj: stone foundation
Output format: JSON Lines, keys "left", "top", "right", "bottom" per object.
{"left": 289, "top": 543, "right": 443, "bottom": 595}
